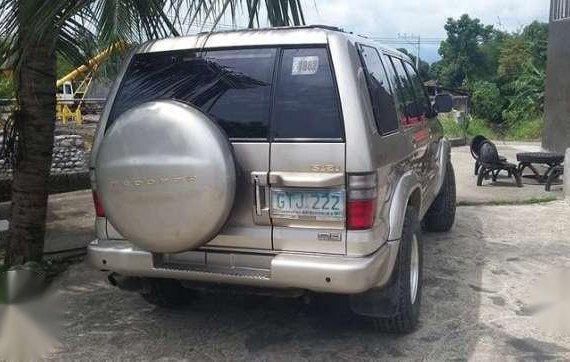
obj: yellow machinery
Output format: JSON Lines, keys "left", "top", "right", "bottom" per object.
{"left": 56, "top": 42, "right": 126, "bottom": 125}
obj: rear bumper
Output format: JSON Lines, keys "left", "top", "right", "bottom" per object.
{"left": 88, "top": 239, "right": 400, "bottom": 294}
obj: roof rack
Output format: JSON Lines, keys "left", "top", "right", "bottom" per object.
{"left": 197, "top": 24, "right": 344, "bottom": 35}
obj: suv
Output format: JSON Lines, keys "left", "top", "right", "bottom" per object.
{"left": 88, "top": 26, "right": 456, "bottom": 333}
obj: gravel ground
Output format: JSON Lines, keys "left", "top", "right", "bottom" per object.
{"left": 49, "top": 201, "right": 570, "bottom": 361}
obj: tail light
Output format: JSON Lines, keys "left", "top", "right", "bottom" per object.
{"left": 347, "top": 173, "right": 377, "bottom": 230}
{"left": 92, "top": 191, "right": 105, "bottom": 217}
{"left": 90, "top": 170, "right": 105, "bottom": 217}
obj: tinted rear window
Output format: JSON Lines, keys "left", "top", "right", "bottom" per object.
{"left": 108, "top": 48, "right": 277, "bottom": 139}
{"left": 272, "top": 48, "right": 343, "bottom": 140}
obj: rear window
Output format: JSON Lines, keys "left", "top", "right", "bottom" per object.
{"left": 108, "top": 46, "right": 343, "bottom": 141}
{"left": 108, "top": 48, "right": 277, "bottom": 139}
{"left": 272, "top": 48, "right": 343, "bottom": 140}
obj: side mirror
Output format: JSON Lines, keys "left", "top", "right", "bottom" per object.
{"left": 434, "top": 93, "right": 453, "bottom": 113}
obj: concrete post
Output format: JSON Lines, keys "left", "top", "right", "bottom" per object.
{"left": 565, "top": 149, "right": 570, "bottom": 202}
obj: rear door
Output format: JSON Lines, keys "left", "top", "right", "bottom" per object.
{"left": 401, "top": 60, "right": 440, "bottom": 192}
{"left": 385, "top": 56, "right": 434, "bottom": 208}
{"left": 104, "top": 48, "right": 277, "bottom": 250}
{"left": 268, "top": 47, "right": 347, "bottom": 254}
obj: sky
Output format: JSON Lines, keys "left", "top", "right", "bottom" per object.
{"left": 299, "top": 0, "right": 550, "bottom": 62}
{"left": 204, "top": 0, "right": 549, "bottom": 63}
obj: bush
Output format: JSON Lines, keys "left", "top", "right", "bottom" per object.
{"left": 440, "top": 115, "right": 497, "bottom": 140}
{"left": 439, "top": 114, "right": 464, "bottom": 139}
{"left": 469, "top": 81, "right": 504, "bottom": 123}
{"left": 466, "top": 117, "right": 497, "bottom": 139}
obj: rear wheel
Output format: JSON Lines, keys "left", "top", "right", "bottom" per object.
{"left": 139, "top": 278, "right": 196, "bottom": 308}
{"left": 373, "top": 207, "right": 423, "bottom": 333}
{"left": 423, "top": 161, "right": 456, "bottom": 232}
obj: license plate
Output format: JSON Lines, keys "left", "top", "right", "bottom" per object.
{"left": 270, "top": 189, "right": 345, "bottom": 221}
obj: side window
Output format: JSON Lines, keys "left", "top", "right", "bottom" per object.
{"left": 387, "top": 56, "right": 422, "bottom": 127}
{"left": 402, "top": 61, "right": 430, "bottom": 117}
{"left": 273, "top": 47, "right": 344, "bottom": 140}
{"left": 358, "top": 45, "right": 399, "bottom": 134}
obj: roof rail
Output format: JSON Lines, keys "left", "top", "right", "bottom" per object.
{"left": 197, "top": 24, "right": 344, "bottom": 35}
{"left": 304, "top": 25, "right": 344, "bottom": 32}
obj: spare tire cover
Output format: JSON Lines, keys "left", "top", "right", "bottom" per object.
{"left": 96, "top": 100, "right": 236, "bottom": 253}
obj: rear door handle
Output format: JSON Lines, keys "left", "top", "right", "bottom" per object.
{"left": 269, "top": 172, "right": 344, "bottom": 188}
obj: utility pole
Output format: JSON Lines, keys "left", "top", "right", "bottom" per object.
{"left": 397, "top": 33, "right": 421, "bottom": 68}
{"left": 416, "top": 35, "right": 421, "bottom": 69}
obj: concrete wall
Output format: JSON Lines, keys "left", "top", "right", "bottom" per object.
{"left": 543, "top": 3, "right": 570, "bottom": 152}
{"left": 0, "top": 134, "right": 88, "bottom": 177}
{"left": 0, "top": 134, "right": 90, "bottom": 201}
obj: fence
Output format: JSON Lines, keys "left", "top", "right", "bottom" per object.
{"left": 551, "top": 0, "right": 570, "bottom": 21}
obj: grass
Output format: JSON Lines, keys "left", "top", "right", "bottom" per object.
{"left": 440, "top": 114, "right": 543, "bottom": 142}
{"left": 504, "top": 117, "right": 544, "bottom": 141}
{"left": 440, "top": 115, "right": 497, "bottom": 140}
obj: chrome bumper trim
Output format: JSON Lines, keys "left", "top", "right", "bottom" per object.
{"left": 87, "top": 239, "right": 399, "bottom": 294}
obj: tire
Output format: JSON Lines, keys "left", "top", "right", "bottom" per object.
{"left": 374, "top": 207, "right": 423, "bottom": 333}
{"left": 423, "top": 161, "right": 456, "bottom": 232}
{"left": 97, "top": 100, "right": 236, "bottom": 253}
{"left": 139, "top": 278, "right": 196, "bottom": 308}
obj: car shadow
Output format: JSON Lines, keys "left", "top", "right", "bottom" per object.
{"left": 51, "top": 203, "right": 570, "bottom": 360}
{"left": 57, "top": 211, "right": 487, "bottom": 360}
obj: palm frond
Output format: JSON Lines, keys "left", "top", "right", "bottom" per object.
{"left": 0, "top": 0, "right": 306, "bottom": 84}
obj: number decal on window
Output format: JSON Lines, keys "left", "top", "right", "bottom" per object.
{"left": 292, "top": 56, "right": 319, "bottom": 75}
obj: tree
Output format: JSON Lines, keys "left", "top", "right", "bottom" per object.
{"left": 437, "top": 15, "right": 494, "bottom": 87}
{"left": 521, "top": 21, "right": 549, "bottom": 69}
{"left": 0, "top": 0, "right": 304, "bottom": 267}
{"left": 498, "top": 36, "right": 532, "bottom": 83}
{"left": 503, "top": 62, "right": 545, "bottom": 125}
{"left": 396, "top": 48, "right": 432, "bottom": 81}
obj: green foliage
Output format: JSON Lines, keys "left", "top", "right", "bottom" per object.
{"left": 468, "top": 81, "right": 504, "bottom": 123}
{"left": 433, "top": 15, "right": 548, "bottom": 140}
{"left": 396, "top": 48, "right": 432, "bottom": 80}
{"left": 522, "top": 21, "right": 549, "bottom": 69}
{"left": 502, "top": 62, "right": 545, "bottom": 125}
{"left": 498, "top": 37, "right": 532, "bottom": 83}
{"left": 0, "top": 74, "right": 14, "bottom": 98}
{"left": 0, "top": 0, "right": 306, "bottom": 80}
{"left": 439, "top": 114, "right": 464, "bottom": 138}
{"left": 437, "top": 14, "right": 494, "bottom": 87}
{"left": 505, "top": 117, "right": 543, "bottom": 140}
{"left": 439, "top": 114, "right": 497, "bottom": 140}
{"left": 467, "top": 117, "right": 497, "bottom": 139}
{"left": 57, "top": 53, "right": 75, "bottom": 79}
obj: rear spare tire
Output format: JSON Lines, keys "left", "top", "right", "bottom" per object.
{"left": 96, "top": 100, "right": 236, "bottom": 253}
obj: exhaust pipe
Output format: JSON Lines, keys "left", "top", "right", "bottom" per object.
{"left": 108, "top": 273, "right": 142, "bottom": 292}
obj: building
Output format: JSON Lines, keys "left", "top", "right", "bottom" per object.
{"left": 543, "top": 0, "right": 570, "bottom": 152}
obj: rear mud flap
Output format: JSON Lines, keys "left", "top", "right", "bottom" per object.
{"left": 349, "top": 275, "right": 401, "bottom": 318}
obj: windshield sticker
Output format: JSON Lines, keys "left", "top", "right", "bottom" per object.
{"left": 292, "top": 56, "right": 319, "bottom": 75}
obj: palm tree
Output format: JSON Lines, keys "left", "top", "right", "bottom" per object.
{"left": 0, "top": 0, "right": 304, "bottom": 267}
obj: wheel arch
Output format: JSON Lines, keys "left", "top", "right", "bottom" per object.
{"left": 388, "top": 171, "right": 422, "bottom": 241}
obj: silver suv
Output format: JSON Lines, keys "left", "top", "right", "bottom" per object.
{"left": 88, "top": 25, "right": 456, "bottom": 333}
